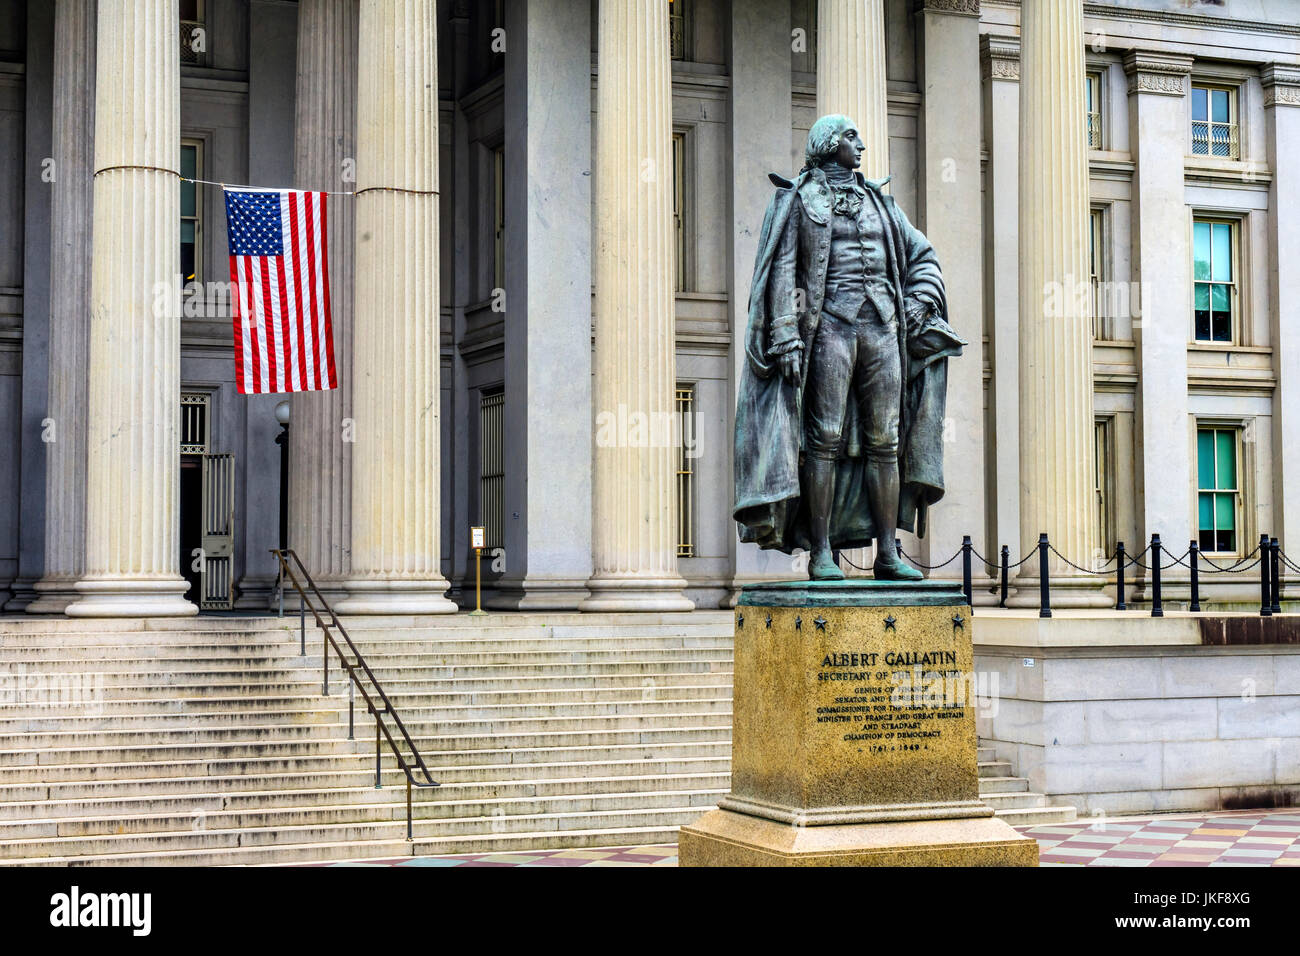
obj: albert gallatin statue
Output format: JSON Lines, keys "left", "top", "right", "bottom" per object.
{"left": 733, "top": 114, "right": 966, "bottom": 582}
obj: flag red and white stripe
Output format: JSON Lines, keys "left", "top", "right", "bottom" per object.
{"left": 224, "top": 187, "right": 337, "bottom": 394}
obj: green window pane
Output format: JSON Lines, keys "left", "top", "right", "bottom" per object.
{"left": 1197, "top": 430, "right": 1215, "bottom": 488}
{"left": 181, "top": 145, "right": 197, "bottom": 179}
{"left": 1198, "top": 492, "right": 1213, "bottom": 530}
{"left": 1194, "top": 283, "right": 1210, "bottom": 311}
{"left": 181, "top": 221, "right": 195, "bottom": 244}
{"left": 1086, "top": 78, "right": 1094, "bottom": 112}
{"left": 1215, "top": 492, "right": 1235, "bottom": 531}
{"left": 181, "top": 182, "right": 195, "bottom": 218}
{"left": 1211, "top": 88, "right": 1229, "bottom": 123}
{"left": 1210, "top": 282, "right": 1230, "bottom": 315}
{"left": 1211, "top": 222, "right": 1232, "bottom": 281}
{"left": 1215, "top": 430, "right": 1236, "bottom": 488}
{"left": 1192, "top": 87, "right": 1207, "bottom": 122}
{"left": 1193, "top": 222, "right": 1210, "bottom": 280}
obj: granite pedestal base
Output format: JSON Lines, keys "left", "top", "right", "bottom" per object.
{"left": 678, "top": 580, "right": 1037, "bottom": 867}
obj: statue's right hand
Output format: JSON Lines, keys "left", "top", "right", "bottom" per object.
{"left": 778, "top": 349, "right": 802, "bottom": 385}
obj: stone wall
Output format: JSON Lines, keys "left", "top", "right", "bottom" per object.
{"left": 976, "top": 615, "right": 1300, "bottom": 815}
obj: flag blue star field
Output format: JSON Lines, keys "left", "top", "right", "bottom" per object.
{"left": 223, "top": 187, "right": 337, "bottom": 394}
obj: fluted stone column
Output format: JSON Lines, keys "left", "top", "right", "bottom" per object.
{"left": 68, "top": 0, "right": 194, "bottom": 617}
{"left": 28, "top": 0, "right": 94, "bottom": 614}
{"left": 581, "top": 0, "right": 692, "bottom": 612}
{"left": 817, "top": 0, "right": 889, "bottom": 181}
{"left": 1011, "top": 0, "right": 1106, "bottom": 606}
{"left": 289, "top": 0, "right": 357, "bottom": 599}
{"left": 337, "top": 0, "right": 455, "bottom": 614}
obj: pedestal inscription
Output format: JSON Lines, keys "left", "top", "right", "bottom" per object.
{"left": 722, "top": 581, "right": 987, "bottom": 825}
{"left": 679, "top": 580, "right": 1038, "bottom": 866}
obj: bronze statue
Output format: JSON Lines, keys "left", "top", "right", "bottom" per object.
{"left": 734, "top": 114, "right": 966, "bottom": 581}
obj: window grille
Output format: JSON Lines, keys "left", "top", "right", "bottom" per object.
{"left": 480, "top": 390, "right": 505, "bottom": 550}
{"left": 676, "top": 385, "right": 695, "bottom": 558}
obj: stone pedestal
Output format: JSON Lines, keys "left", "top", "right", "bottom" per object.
{"left": 679, "top": 580, "right": 1037, "bottom": 866}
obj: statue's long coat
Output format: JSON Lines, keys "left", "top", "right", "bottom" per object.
{"left": 733, "top": 166, "right": 966, "bottom": 553}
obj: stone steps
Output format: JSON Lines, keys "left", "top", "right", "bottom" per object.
{"left": 0, "top": 756, "right": 734, "bottom": 803}
{"left": 977, "top": 738, "right": 1078, "bottom": 826}
{"left": 0, "top": 771, "right": 734, "bottom": 821}
{"left": 0, "top": 611, "right": 1078, "bottom": 864}
{"left": 0, "top": 805, "right": 712, "bottom": 862}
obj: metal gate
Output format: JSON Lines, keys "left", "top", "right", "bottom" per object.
{"left": 201, "top": 452, "right": 235, "bottom": 610}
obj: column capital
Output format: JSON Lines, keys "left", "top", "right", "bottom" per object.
{"left": 917, "top": 0, "right": 980, "bottom": 16}
{"left": 1122, "top": 50, "right": 1193, "bottom": 97}
{"left": 979, "top": 35, "right": 1019, "bottom": 82}
{"left": 1262, "top": 64, "right": 1300, "bottom": 109}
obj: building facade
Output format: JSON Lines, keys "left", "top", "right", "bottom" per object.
{"left": 0, "top": 0, "right": 1298, "bottom": 616}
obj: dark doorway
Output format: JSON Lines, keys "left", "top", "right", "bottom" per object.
{"left": 179, "top": 456, "right": 203, "bottom": 605}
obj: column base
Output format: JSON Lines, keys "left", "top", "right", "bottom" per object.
{"left": 334, "top": 577, "right": 458, "bottom": 615}
{"left": 66, "top": 577, "right": 198, "bottom": 618}
{"left": 1007, "top": 573, "right": 1113, "bottom": 610}
{"left": 679, "top": 807, "right": 1038, "bottom": 866}
{"left": 485, "top": 576, "right": 592, "bottom": 611}
{"left": 25, "top": 576, "right": 84, "bottom": 614}
{"left": 2, "top": 576, "right": 40, "bottom": 612}
{"left": 579, "top": 574, "right": 695, "bottom": 612}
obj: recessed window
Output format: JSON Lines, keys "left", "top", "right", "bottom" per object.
{"left": 1197, "top": 426, "right": 1239, "bottom": 554}
{"left": 669, "top": 0, "right": 690, "bottom": 62}
{"left": 479, "top": 389, "right": 504, "bottom": 551}
{"left": 1192, "top": 218, "right": 1236, "bottom": 343}
{"left": 180, "top": 0, "right": 206, "bottom": 66}
{"left": 180, "top": 140, "right": 203, "bottom": 285}
{"left": 1086, "top": 72, "right": 1102, "bottom": 149}
{"left": 492, "top": 146, "right": 504, "bottom": 292}
{"left": 672, "top": 132, "right": 686, "bottom": 293}
{"left": 1192, "top": 84, "right": 1239, "bottom": 159}
{"left": 1094, "top": 418, "right": 1113, "bottom": 558}
{"left": 676, "top": 384, "right": 695, "bottom": 558}
{"left": 1089, "top": 207, "right": 1106, "bottom": 339}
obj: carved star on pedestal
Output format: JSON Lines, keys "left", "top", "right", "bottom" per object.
{"left": 884, "top": 614, "right": 897, "bottom": 631}
{"left": 765, "top": 613, "right": 772, "bottom": 629}
{"left": 952, "top": 613, "right": 965, "bottom": 630}
{"left": 736, "top": 613, "right": 744, "bottom": 629}
{"left": 794, "top": 616, "right": 802, "bottom": 631}
{"left": 813, "top": 616, "right": 827, "bottom": 631}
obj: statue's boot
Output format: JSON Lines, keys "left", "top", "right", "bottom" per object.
{"left": 866, "top": 457, "right": 923, "bottom": 582}
{"left": 805, "top": 456, "right": 844, "bottom": 581}
{"left": 809, "top": 548, "right": 845, "bottom": 581}
{"left": 873, "top": 548, "right": 923, "bottom": 582}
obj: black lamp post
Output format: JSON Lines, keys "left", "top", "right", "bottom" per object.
{"left": 274, "top": 400, "right": 290, "bottom": 552}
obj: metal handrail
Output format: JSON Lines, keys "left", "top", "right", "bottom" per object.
{"left": 270, "top": 548, "right": 438, "bottom": 840}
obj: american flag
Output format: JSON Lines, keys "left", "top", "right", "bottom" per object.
{"left": 223, "top": 187, "right": 337, "bottom": 394}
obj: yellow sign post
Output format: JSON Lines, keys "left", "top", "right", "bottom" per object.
{"left": 470, "top": 526, "right": 486, "bottom": 615}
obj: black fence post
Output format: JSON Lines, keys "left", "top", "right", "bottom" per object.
{"left": 1038, "top": 533, "right": 1051, "bottom": 619}
{"left": 1261, "top": 533, "right": 1272, "bottom": 618}
{"left": 1150, "top": 534, "right": 1163, "bottom": 618}
{"left": 1271, "top": 537, "right": 1282, "bottom": 615}
{"left": 1115, "top": 541, "right": 1127, "bottom": 610}
{"left": 961, "top": 535, "right": 973, "bottom": 613}
{"left": 999, "top": 545, "right": 1009, "bottom": 608}
{"left": 1188, "top": 540, "right": 1201, "bottom": 612}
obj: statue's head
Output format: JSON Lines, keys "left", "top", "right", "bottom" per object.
{"left": 805, "top": 114, "right": 864, "bottom": 170}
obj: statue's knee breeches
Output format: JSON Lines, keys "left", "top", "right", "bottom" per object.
{"left": 852, "top": 307, "right": 902, "bottom": 463}
{"left": 803, "top": 314, "right": 856, "bottom": 459}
